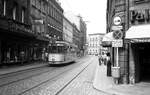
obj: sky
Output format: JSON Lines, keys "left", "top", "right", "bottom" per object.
{"left": 59, "top": 0, "right": 107, "bottom": 35}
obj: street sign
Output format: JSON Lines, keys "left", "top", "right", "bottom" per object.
{"left": 112, "top": 39, "right": 123, "bottom": 47}
{"left": 113, "top": 16, "right": 122, "bottom": 25}
{"left": 113, "top": 30, "right": 123, "bottom": 39}
{"left": 111, "top": 25, "right": 123, "bottom": 31}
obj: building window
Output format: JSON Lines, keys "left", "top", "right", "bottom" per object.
{"left": 3, "top": 0, "right": 6, "bottom": 16}
{"left": 13, "top": 5, "right": 16, "bottom": 20}
{"left": 21, "top": 8, "right": 25, "bottom": 23}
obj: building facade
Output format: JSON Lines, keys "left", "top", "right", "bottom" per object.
{"left": 106, "top": 0, "right": 130, "bottom": 84}
{"left": 79, "top": 16, "right": 87, "bottom": 56}
{"left": 106, "top": 0, "right": 150, "bottom": 84}
{"left": 63, "top": 16, "right": 73, "bottom": 44}
{"left": 0, "top": 0, "right": 36, "bottom": 65}
{"left": 64, "top": 12, "right": 87, "bottom": 57}
{"left": 0, "top": 0, "right": 64, "bottom": 65}
{"left": 88, "top": 33, "right": 107, "bottom": 55}
{"left": 30, "top": 0, "right": 63, "bottom": 61}
{"left": 73, "top": 24, "right": 81, "bottom": 57}
{"left": 127, "top": 0, "right": 150, "bottom": 83}
{"left": 63, "top": 16, "right": 78, "bottom": 60}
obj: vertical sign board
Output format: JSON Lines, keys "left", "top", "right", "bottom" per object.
{"left": 112, "top": 39, "right": 123, "bottom": 47}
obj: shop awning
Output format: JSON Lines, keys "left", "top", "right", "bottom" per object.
{"left": 102, "top": 32, "right": 115, "bottom": 47}
{"left": 125, "top": 24, "right": 150, "bottom": 39}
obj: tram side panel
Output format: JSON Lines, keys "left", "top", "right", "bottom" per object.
{"left": 48, "top": 53, "right": 65, "bottom": 62}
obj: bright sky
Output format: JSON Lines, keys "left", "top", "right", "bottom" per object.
{"left": 59, "top": 0, "right": 107, "bottom": 35}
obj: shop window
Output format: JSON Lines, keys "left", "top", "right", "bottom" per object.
{"left": 3, "top": 0, "right": 6, "bottom": 16}
{"left": 21, "top": 8, "right": 25, "bottom": 23}
{"left": 13, "top": 3, "right": 17, "bottom": 20}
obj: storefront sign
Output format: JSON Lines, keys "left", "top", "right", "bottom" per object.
{"left": 9, "top": 21, "right": 32, "bottom": 33}
{"left": 131, "top": 9, "right": 150, "bottom": 24}
{"left": 112, "top": 39, "right": 123, "bottom": 47}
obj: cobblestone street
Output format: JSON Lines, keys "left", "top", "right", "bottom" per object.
{"left": 58, "top": 56, "right": 111, "bottom": 95}
{"left": 0, "top": 56, "right": 113, "bottom": 95}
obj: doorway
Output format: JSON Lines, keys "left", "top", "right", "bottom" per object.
{"left": 137, "top": 43, "right": 150, "bottom": 82}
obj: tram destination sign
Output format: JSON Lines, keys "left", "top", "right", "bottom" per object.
{"left": 112, "top": 39, "right": 123, "bottom": 47}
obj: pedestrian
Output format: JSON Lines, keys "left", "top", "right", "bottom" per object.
{"left": 20, "top": 51, "right": 25, "bottom": 65}
{"left": 106, "top": 52, "right": 111, "bottom": 76}
{"left": 98, "top": 55, "right": 102, "bottom": 65}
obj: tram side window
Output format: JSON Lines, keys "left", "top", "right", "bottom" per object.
{"left": 49, "top": 46, "right": 65, "bottom": 53}
{"left": 49, "top": 46, "right": 57, "bottom": 53}
{"left": 52, "top": 46, "right": 57, "bottom": 53}
{"left": 57, "top": 46, "right": 65, "bottom": 53}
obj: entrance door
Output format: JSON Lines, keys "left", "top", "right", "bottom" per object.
{"left": 139, "top": 43, "right": 150, "bottom": 82}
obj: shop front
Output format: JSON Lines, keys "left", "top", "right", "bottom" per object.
{"left": 126, "top": 24, "right": 150, "bottom": 83}
{"left": 0, "top": 19, "right": 49, "bottom": 65}
{"left": 0, "top": 29, "right": 36, "bottom": 65}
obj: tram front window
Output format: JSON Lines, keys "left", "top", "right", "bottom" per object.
{"left": 49, "top": 46, "right": 64, "bottom": 53}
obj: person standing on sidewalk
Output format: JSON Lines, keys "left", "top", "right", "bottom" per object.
{"left": 106, "top": 52, "right": 111, "bottom": 76}
{"left": 98, "top": 55, "right": 102, "bottom": 65}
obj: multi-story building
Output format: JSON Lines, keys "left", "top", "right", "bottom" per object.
{"left": 0, "top": 0, "right": 36, "bottom": 65}
{"left": 125, "top": 0, "right": 150, "bottom": 83}
{"left": 63, "top": 16, "right": 78, "bottom": 59}
{"left": 72, "top": 24, "right": 81, "bottom": 57}
{"left": 64, "top": 12, "right": 87, "bottom": 57}
{"left": 105, "top": 0, "right": 130, "bottom": 84}
{"left": 88, "top": 33, "right": 107, "bottom": 55}
{"left": 63, "top": 16, "right": 73, "bottom": 44}
{"left": 78, "top": 16, "right": 87, "bottom": 56}
{"left": 106, "top": 0, "right": 150, "bottom": 84}
{"left": 0, "top": 0, "right": 64, "bottom": 65}
{"left": 30, "top": 0, "right": 63, "bottom": 60}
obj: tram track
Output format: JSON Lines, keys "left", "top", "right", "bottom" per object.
{"left": 0, "top": 56, "right": 90, "bottom": 95}
{"left": 0, "top": 67, "right": 56, "bottom": 87}
{"left": 55, "top": 58, "right": 93, "bottom": 95}
{"left": 20, "top": 57, "right": 94, "bottom": 95}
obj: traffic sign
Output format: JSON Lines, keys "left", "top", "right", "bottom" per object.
{"left": 113, "top": 16, "right": 122, "bottom": 25}
{"left": 113, "top": 30, "right": 123, "bottom": 39}
{"left": 111, "top": 25, "right": 123, "bottom": 31}
{"left": 112, "top": 39, "right": 123, "bottom": 47}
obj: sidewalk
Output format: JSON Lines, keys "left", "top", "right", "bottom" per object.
{"left": 0, "top": 56, "right": 88, "bottom": 76}
{"left": 93, "top": 63, "right": 150, "bottom": 95}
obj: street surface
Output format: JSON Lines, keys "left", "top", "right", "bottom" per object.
{"left": 0, "top": 56, "right": 111, "bottom": 95}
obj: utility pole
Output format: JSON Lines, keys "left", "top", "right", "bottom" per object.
{"left": 125, "top": 0, "right": 129, "bottom": 84}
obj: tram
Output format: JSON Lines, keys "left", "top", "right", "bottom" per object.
{"left": 47, "top": 41, "right": 77, "bottom": 65}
